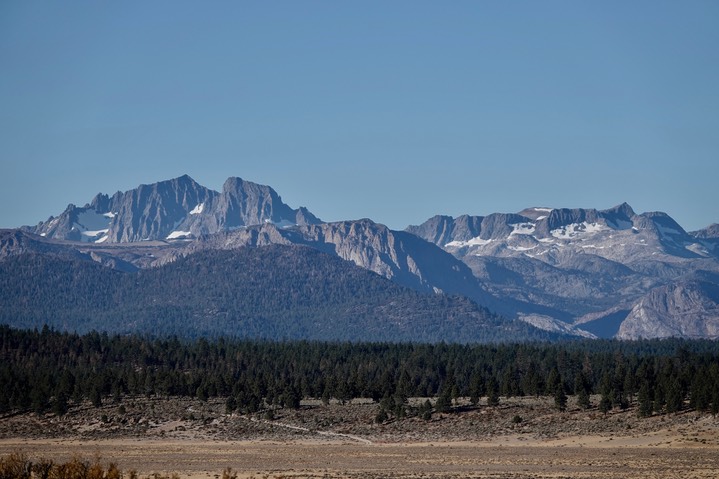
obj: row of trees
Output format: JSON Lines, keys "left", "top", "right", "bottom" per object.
{"left": 1, "top": 325, "right": 718, "bottom": 418}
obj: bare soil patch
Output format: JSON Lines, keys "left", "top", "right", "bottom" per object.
{"left": 1, "top": 396, "right": 718, "bottom": 478}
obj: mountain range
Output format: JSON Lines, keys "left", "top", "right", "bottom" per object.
{"left": 3, "top": 175, "right": 718, "bottom": 342}
{"left": 25, "top": 175, "right": 321, "bottom": 243}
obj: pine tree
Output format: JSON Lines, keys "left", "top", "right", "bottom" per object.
{"left": 486, "top": 377, "right": 500, "bottom": 407}
{"left": 225, "top": 395, "right": 237, "bottom": 414}
{"left": 554, "top": 383, "right": 567, "bottom": 412}
{"left": 469, "top": 373, "right": 483, "bottom": 406}
{"left": 53, "top": 393, "right": 69, "bottom": 417}
{"left": 577, "top": 388, "right": 591, "bottom": 410}
{"left": 599, "top": 393, "right": 611, "bottom": 416}
{"left": 435, "top": 387, "right": 452, "bottom": 413}
{"left": 546, "top": 368, "right": 561, "bottom": 396}
{"left": 421, "top": 399, "right": 433, "bottom": 420}
{"left": 574, "top": 371, "right": 591, "bottom": 409}
{"left": 665, "top": 378, "right": 683, "bottom": 414}
{"left": 637, "top": 383, "right": 653, "bottom": 418}
{"left": 90, "top": 386, "right": 102, "bottom": 408}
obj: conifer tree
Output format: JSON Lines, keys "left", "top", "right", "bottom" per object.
{"left": 486, "top": 377, "right": 500, "bottom": 407}
{"left": 637, "top": 383, "right": 653, "bottom": 418}
{"left": 554, "top": 383, "right": 567, "bottom": 412}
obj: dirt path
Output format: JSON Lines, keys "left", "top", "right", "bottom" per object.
{"left": 242, "top": 415, "right": 374, "bottom": 444}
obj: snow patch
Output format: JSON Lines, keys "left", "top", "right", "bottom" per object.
{"left": 72, "top": 210, "right": 114, "bottom": 243}
{"left": 446, "top": 236, "right": 493, "bottom": 248}
{"left": 76, "top": 210, "right": 112, "bottom": 231}
{"left": 274, "top": 219, "right": 296, "bottom": 228}
{"left": 533, "top": 207, "right": 553, "bottom": 212}
{"left": 551, "top": 222, "right": 605, "bottom": 239}
{"left": 508, "top": 245, "right": 537, "bottom": 252}
{"left": 510, "top": 222, "right": 535, "bottom": 236}
{"left": 189, "top": 203, "right": 204, "bottom": 215}
{"left": 167, "top": 230, "right": 193, "bottom": 240}
{"left": 535, "top": 215, "right": 547, "bottom": 221}
{"left": 103, "top": 212, "right": 117, "bottom": 219}
{"left": 81, "top": 229, "right": 109, "bottom": 238}
{"left": 685, "top": 243, "right": 710, "bottom": 257}
{"left": 263, "top": 218, "right": 296, "bottom": 228}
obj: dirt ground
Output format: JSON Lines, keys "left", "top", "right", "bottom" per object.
{"left": 1, "top": 396, "right": 718, "bottom": 478}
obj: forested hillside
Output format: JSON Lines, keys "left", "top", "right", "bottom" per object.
{"left": 2, "top": 326, "right": 718, "bottom": 419}
{"left": 0, "top": 245, "right": 543, "bottom": 342}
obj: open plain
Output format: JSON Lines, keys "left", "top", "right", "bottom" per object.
{"left": 1, "top": 396, "right": 719, "bottom": 478}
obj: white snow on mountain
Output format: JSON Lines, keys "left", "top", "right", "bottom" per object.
{"left": 167, "top": 230, "right": 193, "bottom": 240}
{"left": 445, "top": 237, "right": 493, "bottom": 248}
{"left": 265, "top": 218, "right": 296, "bottom": 228}
{"left": 510, "top": 222, "right": 535, "bottom": 236}
{"left": 189, "top": 203, "right": 204, "bottom": 215}
{"left": 551, "top": 222, "right": 605, "bottom": 239}
{"left": 72, "top": 210, "right": 114, "bottom": 243}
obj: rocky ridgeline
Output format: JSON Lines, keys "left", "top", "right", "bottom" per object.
{"left": 6, "top": 175, "right": 719, "bottom": 340}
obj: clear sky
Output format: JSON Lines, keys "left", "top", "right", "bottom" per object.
{"left": 1, "top": 1, "right": 718, "bottom": 231}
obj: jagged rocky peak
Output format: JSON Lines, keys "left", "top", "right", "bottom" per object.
{"left": 185, "top": 176, "right": 322, "bottom": 235}
{"left": 633, "top": 211, "right": 688, "bottom": 235}
{"left": 405, "top": 215, "right": 460, "bottom": 246}
{"left": 528, "top": 203, "right": 637, "bottom": 236}
{"left": 605, "top": 202, "right": 636, "bottom": 220}
{"left": 405, "top": 201, "right": 719, "bottom": 267}
{"left": 88, "top": 192, "right": 111, "bottom": 212}
{"left": 24, "top": 175, "right": 322, "bottom": 243}
{"left": 110, "top": 175, "right": 216, "bottom": 242}
{"left": 217, "top": 176, "right": 302, "bottom": 227}
{"left": 409, "top": 203, "right": 643, "bottom": 247}
{"left": 407, "top": 211, "right": 535, "bottom": 246}
{"left": 295, "top": 206, "right": 321, "bottom": 226}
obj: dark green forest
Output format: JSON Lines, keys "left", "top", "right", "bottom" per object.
{"left": 2, "top": 325, "right": 718, "bottom": 420}
{"left": 0, "top": 246, "right": 547, "bottom": 343}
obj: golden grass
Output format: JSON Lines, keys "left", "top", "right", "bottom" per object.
{"left": 0, "top": 453, "right": 238, "bottom": 479}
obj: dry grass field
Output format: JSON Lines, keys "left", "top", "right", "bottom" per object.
{"left": 1, "top": 396, "right": 718, "bottom": 478}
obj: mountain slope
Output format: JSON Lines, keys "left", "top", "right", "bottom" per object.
{"left": 184, "top": 219, "right": 488, "bottom": 301}
{"left": 616, "top": 278, "right": 719, "bottom": 340}
{"left": 0, "top": 247, "right": 547, "bottom": 342}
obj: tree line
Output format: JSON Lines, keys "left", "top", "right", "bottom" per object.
{"left": 1, "top": 325, "right": 718, "bottom": 419}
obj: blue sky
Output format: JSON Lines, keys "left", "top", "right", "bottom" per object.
{"left": 1, "top": 1, "right": 717, "bottom": 231}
